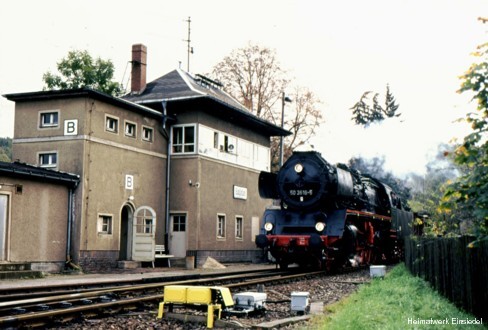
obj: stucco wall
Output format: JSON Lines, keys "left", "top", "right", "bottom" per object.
{"left": 170, "top": 156, "right": 270, "bottom": 252}
{"left": 0, "top": 177, "right": 70, "bottom": 262}
{"left": 11, "top": 95, "right": 168, "bottom": 267}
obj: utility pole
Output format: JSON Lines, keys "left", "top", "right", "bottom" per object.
{"left": 279, "top": 92, "right": 292, "bottom": 168}
{"left": 184, "top": 17, "right": 192, "bottom": 72}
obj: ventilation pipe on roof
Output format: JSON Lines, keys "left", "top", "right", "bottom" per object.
{"left": 131, "top": 44, "right": 147, "bottom": 94}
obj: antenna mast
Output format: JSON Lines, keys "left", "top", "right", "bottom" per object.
{"left": 184, "top": 17, "right": 192, "bottom": 72}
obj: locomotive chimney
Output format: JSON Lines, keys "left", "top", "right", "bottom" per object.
{"left": 131, "top": 44, "right": 147, "bottom": 94}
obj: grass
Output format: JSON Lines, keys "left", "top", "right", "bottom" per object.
{"left": 305, "top": 264, "right": 486, "bottom": 330}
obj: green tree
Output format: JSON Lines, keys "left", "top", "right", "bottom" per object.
{"left": 43, "top": 50, "right": 121, "bottom": 96}
{"left": 0, "top": 137, "right": 12, "bottom": 162}
{"left": 407, "top": 144, "right": 468, "bottom": 236}
{"left": 349, "top": 84, "right": 400, "bottom": 126}
{"left": 442, "top": 42, "right": 488, "bottom": 236}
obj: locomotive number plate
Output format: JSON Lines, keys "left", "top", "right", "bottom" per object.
{"left": 289, "top": 189, "right": 313, "bottom": 196}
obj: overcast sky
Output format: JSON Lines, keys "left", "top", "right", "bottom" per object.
{"left": 0, "top": 0, "right": 486, "bottom": 175}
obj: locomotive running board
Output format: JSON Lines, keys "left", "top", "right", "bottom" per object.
{"left": 345, "top": 209, "right": 392, "bottom": 222}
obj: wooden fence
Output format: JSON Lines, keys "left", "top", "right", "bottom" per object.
{"left": 404, "top": 236, "right": 488, "bottom": 319}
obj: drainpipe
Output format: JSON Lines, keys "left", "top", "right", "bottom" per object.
{"left": 162, "top": 100, "right": 171, "bottom": 253}
{"left": 165, "top": 135, "right": 171, "bottom": 253}
{"left": 65, "top": 188, "right": 74, "bottom": 270}
{"left": 66, "top": 188, "right": 73, "bottom": 257}
{"left": 66, "top": 178, "right": 81, "bottom": 271}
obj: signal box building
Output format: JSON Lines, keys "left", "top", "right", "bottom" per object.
{"left": 124, "top": 45, "right": 289, "bottom": 264}
{"left": 2, "top": 44, "right": 289, "bottom": 270}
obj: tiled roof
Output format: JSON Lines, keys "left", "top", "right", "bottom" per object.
{"left": 123, "top": 69, "right": 290, "bottom": 137}
{"left": 0, "top": 161, "right": 79, "bottom": 188}
{"left": 124, "top": 69, "right": 248, "bottom": 111}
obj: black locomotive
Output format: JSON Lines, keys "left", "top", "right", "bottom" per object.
{"left": 255, "top": 151, "right": 413, "bottom": 270}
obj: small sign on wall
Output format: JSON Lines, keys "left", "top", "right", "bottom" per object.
{"left": 125, "top": 175, "right": 134, "bottom": 190}
{"left": 64, "top": 119, "right": 78, "bottom": 135}
{"left": 233, "top": 185, "right": 247, "bottom": 200}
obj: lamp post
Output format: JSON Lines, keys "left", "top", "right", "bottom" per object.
{"left": 280, "top": 92, "right": 292, "bottom": 168}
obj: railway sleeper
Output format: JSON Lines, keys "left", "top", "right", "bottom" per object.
{"left": 34, "top": 304, "right": 50, "bottom": 311}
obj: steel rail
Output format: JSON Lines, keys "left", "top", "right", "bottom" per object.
{"left": 0, "top": 269, "right": 323, "bottom": 327}
{"left": 0, "top": 267, "right": 277, "bottom": 297}
{"left": 0, "top": 269, "right": 289, "bottom": 311}
{"left": 0, "top": 269, "right": 285, "bottom": 310}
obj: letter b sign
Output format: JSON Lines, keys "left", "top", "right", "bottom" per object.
{"left": 64, "top": 119, "right": 78, "bottom": 136}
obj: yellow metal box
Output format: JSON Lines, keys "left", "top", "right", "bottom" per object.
{"left": 186, "top": 286, "right": 212, "bottom": 304}
{"left": 164, "top": 285, "right": 188, "bottom": 303}
{"left": 212, "top": 287, "right": 234, "bottom": 307}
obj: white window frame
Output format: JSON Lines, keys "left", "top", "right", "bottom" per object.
{"left": 142, "top": 125, "right": 154, "bottom": 142}
{"left": 135, "top": 207, "right": 155, "bottom": 234}
{"left": 217, "top": 213, "right": 226, "bottom": 240}
{"left": 38, "top": 151, "right": 57, "bottom": 168}
{"left": 213, "top": 131, "right": 219, "bottom": 149}
{"left": 221, "top": 134, "right": 236, "bottom": 154}
{"left": 197, "top": 124, "right": 270, "bottom": 171}
{"left": 39, "top": 110, "right": 59, "bottom": 128}
{"left": 172, "top": 214, "right": 187, "bottom": 232}
{"left": 124, "top": 120, "right": 137, "bottom": 138}
{"left": 172, "top": 124, "right": 196, "bottom": 154}
{"left": 105, "top": 115, "right": 119, "bottom": 134}
{"left": 97, "top": 214, "right": 113, "bottom": 235}
{"left": 235, "top": 216, "right": 243, "bottom": 240}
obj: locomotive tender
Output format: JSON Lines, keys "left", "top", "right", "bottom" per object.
{"left": 255, "top": 151, "right": 413, "bottom": 270}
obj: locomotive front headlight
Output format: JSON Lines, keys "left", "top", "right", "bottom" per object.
{"left": 315, "top": 222, "right": 325, "bottom": 232}
{"left": 294, "top": 163, "right": 304, "bottom": 173}
{"left": 264, "top": 222, "right": 274, "bottom": 232}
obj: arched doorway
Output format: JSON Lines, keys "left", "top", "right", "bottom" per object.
{"left": 119, "top": 204, "right": 134, "bottom": 260}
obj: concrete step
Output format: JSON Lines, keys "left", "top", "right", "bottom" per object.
{"left": 170, "top": 257, "right": 187, "bottom": 268}
{"left": 117, "top": 260, "right": 141, "bottom": 269}
{"left": 0, "top": 269, "right": 44, "bottom": 280}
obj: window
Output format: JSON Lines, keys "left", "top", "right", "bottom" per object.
{"left": 197, "top": 124, "right": 270, "bottom": 170}
{"left": 172, "top": 214, "right": 186, "bottom": 232}
{"left": 97, "top": 214, "right": 113, "bottom": 234}
{"left": 39, "top": 111, "right": 59, "bottom": 128}
{"left": 38, "top": 152, "right": 57, "bottom": 168}
{"left": 125, "top": 121, "right": 137, "bottom": 138}
{"left": 213, "top": 132, "right": 219, "bottom": 149}
{"left": 217, "top": 214, "right": 226, "bottom": 239}
{"left": 216, "top": 134, "right": 236, "bottom": 153}
{"left": 142, "top": 126, "right": 154, "bottom": 142}
{"left": 235, "top": 216, "right": 243, "bottom": 240}
{"left": 172, "top": 125, "right": 195, "bottom": 153}
{"left": 105, "top": 115, "right": 119, "bottom": 133}
{"left": 135, "top": 207, "right": 155, "bottom": 234}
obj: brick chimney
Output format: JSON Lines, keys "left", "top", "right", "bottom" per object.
{"left": 131, "top": 44, "right": 147, "bottom": 94}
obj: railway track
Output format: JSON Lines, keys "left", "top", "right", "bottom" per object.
{"left": 0, "top": 267, "right": 325, "bottom": 328}
{"left": 0, "top": 267, "right": 277, "bottom": 302}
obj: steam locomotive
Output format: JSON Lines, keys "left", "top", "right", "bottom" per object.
{"left": 255, "top": 151, "right": 413, "bottom": 270}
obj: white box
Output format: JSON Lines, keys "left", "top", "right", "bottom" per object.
{"left": 233, "top": 292, "right": 267, "bottom": 309}
{"left": 291, "top": 291, "right": 310, "bottom": 312}
{"left": 370, "top": 265, "right": 386, "bottom": 278}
